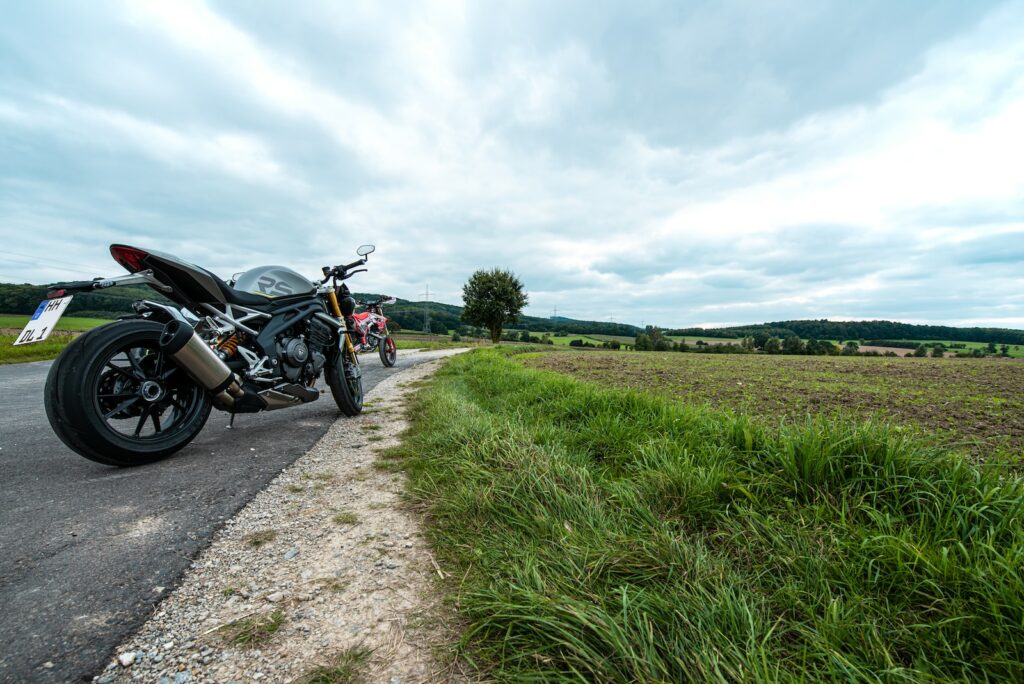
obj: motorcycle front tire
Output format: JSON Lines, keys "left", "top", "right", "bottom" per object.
{"left": 379, "top": 334, "right": 397, "bottom": 367}
{"left": 327, "top": 343, "right": 364, "bottom": 416}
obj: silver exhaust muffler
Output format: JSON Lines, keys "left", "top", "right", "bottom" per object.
{"left": 159, "top": 320, "right": 248, "bottom": 409}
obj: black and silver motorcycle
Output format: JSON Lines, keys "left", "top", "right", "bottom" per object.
{"left": 42, "top": 243, "right": 375, "bottom": 466}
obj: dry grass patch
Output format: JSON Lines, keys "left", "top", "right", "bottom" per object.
{"left": 216, "top": 610, "right": 286, "bottom": 648}
{"left": 243, "top": 529, "right": 277, "bottom": 548}
{"left": 332, "top": 510, "right": 359, "bottom": 526}
{"left": 294, "top": 646, "right": 371, "bottom": 684}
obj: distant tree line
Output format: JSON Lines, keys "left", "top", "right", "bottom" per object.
{"left": 668, "top": 319, "right": 1024, "bottom": 346}
{"left": 0, "top": 283, "right": 170, "bottom": 318}
{"left": 628, "top": 328, "right": 1015, "bottom": 359}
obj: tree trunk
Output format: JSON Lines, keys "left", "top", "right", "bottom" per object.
{"left": 490, "top": 325, "right": 502, "bottom": 344}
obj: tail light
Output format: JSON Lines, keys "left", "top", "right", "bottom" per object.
{"left": 110, "top": 244, "right": 149, "bottom": 273}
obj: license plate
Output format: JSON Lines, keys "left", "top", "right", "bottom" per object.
{"left": 13, "top": 296, "right": 73, "bottom": 345}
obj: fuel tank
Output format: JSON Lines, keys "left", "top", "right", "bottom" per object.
{"left": 233, "top": 266, "right": 316, "bottom": 299}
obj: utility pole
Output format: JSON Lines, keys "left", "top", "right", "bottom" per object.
{"left": 552, "top": 305, "right": 557, "bottom": 319}
{"left": 422, "top": 283, "right": 431, "bottom": 333}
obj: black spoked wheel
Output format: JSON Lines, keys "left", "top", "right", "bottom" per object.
{"left": 45, "top": 320, "right": 212, "bottom": 466}
{"left": 379, "top": 334, "right": 397, "bottom": 367}
{"left": 328, "top": 342, "right": 363, "bottom": 416}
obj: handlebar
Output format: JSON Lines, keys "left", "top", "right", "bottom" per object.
{"left": 320, "top": 257, "right": 368, "bottom": 281}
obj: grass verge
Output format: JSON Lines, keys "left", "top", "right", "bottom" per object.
{"left": 0, "top": 333, "right": 73, "bottom": 364}
{"left": 388, "top": 348, "right": 1024, "bottom": 682}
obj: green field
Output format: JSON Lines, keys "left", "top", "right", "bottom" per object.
{"left": 549, "top": 334, "right": 607, "bottom": 346}
{"left": 393, "top": 338, "right": 479, "bottom": 351}
{"left": 384, "top": 348, "right": 1024, "bottom": 681}
{"left": 0, "top": 314, "right": 113, "bottom": 364}
{"left": 895, "top": 339, "right": 1024, "bottom": 358}
{"left": 0, "top": 314, "right": 112, "bottom": 332}
{"left": 529, "top": 350, "right": 1024, "bottom": 458}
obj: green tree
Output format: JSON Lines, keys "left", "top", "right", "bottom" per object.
{"left": 931, "top": 346, "right": 944, "bottom": 358}
{"left": 841, "top": 340, "right": 859, "bottom": 356}
{"left": 429, "top": 319, "right": 448, "bottom": 336}
{"left": 764, "top": 337, "right": 781, "bottom": 354}
{"left": 461, "top": 269, "right": 529, "bottom": 343}
{"left": 634, "top": 333, "right": 653, "bottom": 351}
{"left": 987, "top": 341, "right": 998, "bottom": 354}
{"left": 914, "top": 344, "right": 928, "bottom": 357}
{"left": 782, "top": 335, "right": 805, "bottom": 355}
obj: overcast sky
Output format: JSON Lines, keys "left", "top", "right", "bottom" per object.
{"left": 1, "top": 1, "right": 1022, "bottom": 328}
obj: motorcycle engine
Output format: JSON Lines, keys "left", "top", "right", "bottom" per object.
{"left": 278, "top": 324, "right": 328, "bottom": 383}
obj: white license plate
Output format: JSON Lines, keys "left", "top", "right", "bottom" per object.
{"left": 12, "top": 296, "right": 74, "bottom": 345}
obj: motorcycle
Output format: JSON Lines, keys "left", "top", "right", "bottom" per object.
{"left": 26, "top": 243, "right": 376, "bottom": 466}
{"left": 351, "top": 296, "right": 398, "bottom": 367}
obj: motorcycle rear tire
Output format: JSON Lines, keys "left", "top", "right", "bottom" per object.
{"left": 44, "top": 320, "right": 212, "bottom": 467}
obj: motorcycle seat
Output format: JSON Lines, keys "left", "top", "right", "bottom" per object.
{"left": 217, "top": 279, "right": 311, "bottom": 308}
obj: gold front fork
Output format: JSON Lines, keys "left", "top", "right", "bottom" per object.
{"left": 327, "top": 290, "right": 358, "bottom": 357}
{"left": 326, "top": 290, "right": 343, "bottom": 317}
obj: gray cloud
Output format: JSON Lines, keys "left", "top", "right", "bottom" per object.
{"left": 1, "top": 0, "right": 1021, "bottom": 329}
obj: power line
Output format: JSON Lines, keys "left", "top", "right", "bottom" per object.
{"left": 0, "top": 254, "right": 101, "bottom": 278}
{"left": 0, "top": 249, "right": 102, "bottom": 271}
{"left": 422, "top": 283, "right": 431, "bottom": 333}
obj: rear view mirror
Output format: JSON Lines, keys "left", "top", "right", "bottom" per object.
{"left": 357, "top": 244, "right": 375, "bottom": 256}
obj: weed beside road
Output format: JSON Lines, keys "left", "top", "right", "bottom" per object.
{"left": 389, "top": 348, "right": 1024, "bottom": 682}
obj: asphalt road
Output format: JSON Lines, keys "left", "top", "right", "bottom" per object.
{"left": 0, "top": 351, "right": 439, "bottom": 683}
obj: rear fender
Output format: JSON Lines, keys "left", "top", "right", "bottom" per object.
{"left": 131, "top": 300, "right": 196, "bottom": 326}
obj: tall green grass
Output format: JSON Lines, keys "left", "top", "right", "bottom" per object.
{"left": 386, "top": 348, "right": 1024, "bottom": 682}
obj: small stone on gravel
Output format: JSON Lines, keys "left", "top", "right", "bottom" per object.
{"left": 283, "top": 548, "right": 299, "bottom": 560}
{"left": 117, "top": 652, "right": 136, "bottom": 667}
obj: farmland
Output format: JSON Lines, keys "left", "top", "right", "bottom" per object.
{"left": 0, "top": 314, "right": 112, "bottom": 332}
{"left": 0, "top": 315, "right": 112, "bottom": 364}
{"left": 386, "top": 348, "right": 1024, "bottom": 681}
{"left": 527, "top": 350, "right": 1024, "bottom": 459}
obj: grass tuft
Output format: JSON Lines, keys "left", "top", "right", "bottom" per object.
{"left": 294, "top": 646, "right": 371, "bottom": 684}
{"left": 244, "top": 529, "right": 277, "bottom": 548}
{"left": 216, "top": 610, "right": 286, "bottom": 648}
{"left": 332, "top": 511, "right": 359, "bottom": 526}
{"left": 391, "top": 348, "right": 1024, "bottom": 682}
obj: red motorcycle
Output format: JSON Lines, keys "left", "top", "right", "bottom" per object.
{"left": 350, "top": 296, "right": 397, "bottom": 367}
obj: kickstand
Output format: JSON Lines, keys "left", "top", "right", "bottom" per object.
{"left": 227, "top": 413, "right": 236, "bottom": 429}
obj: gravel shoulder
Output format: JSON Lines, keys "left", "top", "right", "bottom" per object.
{"left": 99, "top": 349, "right": 469, "bottom": 684}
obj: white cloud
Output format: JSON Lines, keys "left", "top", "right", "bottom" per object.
{"left": 1, "top": 0, "right": 1021, "bottom": 328}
